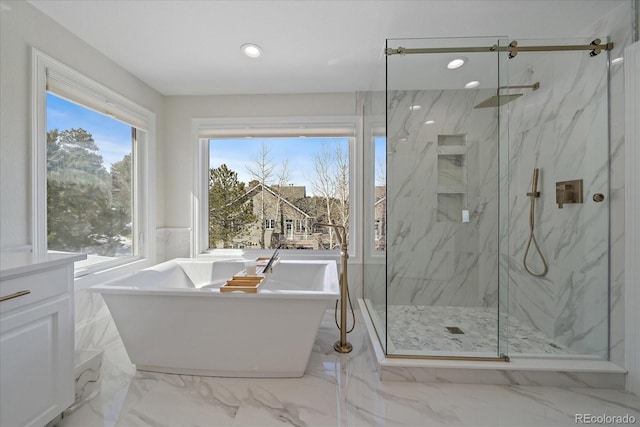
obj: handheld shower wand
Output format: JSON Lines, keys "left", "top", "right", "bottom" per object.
{"left": 523, "top": 168, "right": 549, "bottom": 277}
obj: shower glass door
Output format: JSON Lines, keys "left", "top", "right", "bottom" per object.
{"left": 384, "top": 37, "right": 510, "bottom": 359}
{"left": 504, "top": 38, "right": 610, "bottom": 359}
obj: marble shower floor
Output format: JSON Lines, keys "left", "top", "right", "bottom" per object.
{"left": 58, "top": 309, "right": 640, "bottom": 427}
{"left": 377, "top": 305, "right": 577, "bottom": 356}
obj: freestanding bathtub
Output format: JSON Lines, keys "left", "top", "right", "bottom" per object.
{"left": 90, "top": 258, "right": 339, "bottom": 378}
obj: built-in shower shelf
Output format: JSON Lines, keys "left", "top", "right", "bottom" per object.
{"left": 437, "top": 134, "right": 466, "bottom": 147}
{"left": 436, "top": 134, "right": 468, "bottom": 222}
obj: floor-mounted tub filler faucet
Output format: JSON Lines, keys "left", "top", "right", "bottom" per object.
{"left": 313, "top": 222, "right": 354, "bottom": 353}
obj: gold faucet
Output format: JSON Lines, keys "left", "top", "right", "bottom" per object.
{"left": 313, "top": 222, "right": 353, "bottom": 353}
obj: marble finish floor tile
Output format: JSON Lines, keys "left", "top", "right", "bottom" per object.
{"left": 58, "top": 308, "right": 640, "bottom": 427}
{"left": 376, "top": 305, "right": 577, "bottom": 355}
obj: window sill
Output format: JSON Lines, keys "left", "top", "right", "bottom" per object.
{"left": 73, "top": 256, "right": 154, "bottom": 291}
{"left": 200, "top": 248, "right": 343, "bottom": 263}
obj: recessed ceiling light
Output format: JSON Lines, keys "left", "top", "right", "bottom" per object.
{"left": 611, "top": 57, "right": 624, "bottom": 65}
{"left": 465, "top": 81, "right": 480, "bottom": 89}
{"left": 409, "top": 105, "right": 422, "bottom": 111}
{"left": 241, "top": 43, "right": 262, "bottom": 58}
{"left": 425, "top": 120, "right": 435, "bottom": 125}
{"left": 447, "top": 57, "right": 466, "bottom": 69}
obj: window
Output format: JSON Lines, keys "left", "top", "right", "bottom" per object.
{"left": 33, "top": 50, "right": 155, "bottom": 277}
{"left": 207, "top": 136, "right": 350, "bottom": 250}
{"left": 46, "top": 93, "right": 135, "bottom": 263}
{"left": 194, "top": 118, "right": 358, "bottom": 255}
{"left": 374, "top": 136, "right": 386, "bottom": 251}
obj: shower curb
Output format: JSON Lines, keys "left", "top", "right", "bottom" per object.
{"left": 358, "top": 300, "right": 626, "bottom": 388}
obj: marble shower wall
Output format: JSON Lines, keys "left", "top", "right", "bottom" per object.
{"left": 386, "top": 89, "right": 501, "bottom": 308}
{"left": 506, "top": 2, "right": 632, "bottom": 359}
{"left": 383, "top": 2, "right": 631, "bottom": 360}
{"left": 505, "top": 48, "right": 609, "bottom": 357}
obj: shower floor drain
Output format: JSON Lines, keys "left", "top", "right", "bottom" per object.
{"left": 446, "top": 326, "right": 465, "bottom": 334}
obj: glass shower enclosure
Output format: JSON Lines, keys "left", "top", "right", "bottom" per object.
{"left": 362, "top": 36, "right": 610, "bottom": 361}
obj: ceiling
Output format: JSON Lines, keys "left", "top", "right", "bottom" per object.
{"left": 27, "top": 0, "right": 623, "bottom": 96}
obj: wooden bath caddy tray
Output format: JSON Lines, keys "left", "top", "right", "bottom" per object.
{"left": 256, "top": 257, "right": 279, "bottom": 273}
{"left": 220, "top": 274, "right": 265, "bottom": 293}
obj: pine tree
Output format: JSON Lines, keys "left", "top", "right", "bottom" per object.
{"left": 209, "top": 164, "right": 255, "bottom": 248}
{"left": 46, "top": 128, "right": 130, "bottom": 256}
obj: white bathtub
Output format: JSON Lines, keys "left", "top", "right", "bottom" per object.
{"left": 90, "top": 258, "right": 339, "bottom": 378}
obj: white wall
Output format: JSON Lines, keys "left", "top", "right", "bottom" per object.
{"left": 624, "top": 40, "right": 640, "bottom": 396}
{"left": 0, "top": 0, "right": 165, "bottom": 354}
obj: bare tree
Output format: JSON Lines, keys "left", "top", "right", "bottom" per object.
{"left": 333, "top": 144, "right": 349, "bottom": 239}
{"left": 308, "top": 143, "right": 335, "bottom": 247}
{"left": 246, "top": 142, "right": 275, "bottom": 248}
{"left": 307, "top": 142, "right": 350, "bottom": 249}
{"left": 274, "top": 158, "right": 291, "bottom": 242}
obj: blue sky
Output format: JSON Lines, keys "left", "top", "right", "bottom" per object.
{"left": 209, "top": 136, "right": 387, "bottom": 194}
{"left": 46, "top": 93, "right": 131, "bottom": 169}
{"left": 210, "top": 137, "right": 350, "bottom": 195}
{"left": 46, "top": 92, "right": 388, "bottom": 190}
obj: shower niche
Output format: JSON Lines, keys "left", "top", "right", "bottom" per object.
{"left": 437, "top": 134, "right": 467, "bottom": 223}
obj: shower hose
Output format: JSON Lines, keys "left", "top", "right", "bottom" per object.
{"left": 523, "top": 168, "right": 549, "bottom": 277}
{"left": 335, "top": 271, "right": 356, "bottom": 334}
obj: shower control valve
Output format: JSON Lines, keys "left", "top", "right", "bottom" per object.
{"left": 556, "top": 179, "right": 583, "bottom": 209}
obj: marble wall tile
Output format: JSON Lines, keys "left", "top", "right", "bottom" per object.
{"left": 74, "top": 288, "right": 110, "bottom": 329}
{"left": 387, "top": 89, "right": 499, "bottom": 310}
{"left": 384, "top": 3, "right": 631, "bottom": 360}
{"left": 156, "top": 227, "right": 191, "bottom": 262}
{"left": 506, "top": 3, "right": 632, "bottom": 359}
{"left": 75, "top": 314, "right": 120, "bottom": 353}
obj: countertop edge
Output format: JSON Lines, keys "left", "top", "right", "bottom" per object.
{"left": 0, "top": 252, "right": 87, "bottom": 280}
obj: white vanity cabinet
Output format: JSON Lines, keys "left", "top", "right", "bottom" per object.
{"left": 0, "top": 252, "right": 85, "bottom": 427}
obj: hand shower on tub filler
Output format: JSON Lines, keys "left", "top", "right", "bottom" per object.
{"left": 312, "top": 222, "right": 355, "bottom": 353}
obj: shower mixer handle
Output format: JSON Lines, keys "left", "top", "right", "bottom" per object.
{"left": 555, "top": 179, "right": 583, "bottom": 208}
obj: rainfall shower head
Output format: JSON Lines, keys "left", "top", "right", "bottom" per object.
{"left": 473, "top": 82, "right": 540, "bottom": 109}
{"left": 474, "top": 93, "right": 523, "bottom": 108}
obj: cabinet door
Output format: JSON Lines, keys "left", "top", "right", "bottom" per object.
{"left": 1, "top": 297, "right": 73, "bottom": 427}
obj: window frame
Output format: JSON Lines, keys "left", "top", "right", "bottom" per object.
{"left": 364, "top": 123, "right": 387, "bottom": 263}
{"left": 32, "top": 49, "right": 156, "bottom": 286}
{"left": 192, "top": 116, "right": 362, "bottom": 262}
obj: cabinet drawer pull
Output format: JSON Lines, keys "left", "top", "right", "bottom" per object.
{"left": 0, "top": 290, "right": 31, "bottom": 302}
